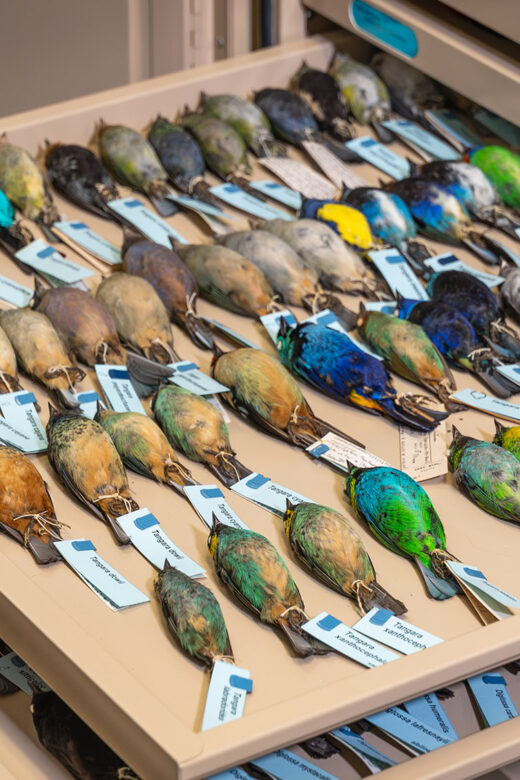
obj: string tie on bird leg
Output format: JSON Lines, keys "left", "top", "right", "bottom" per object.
{"left": 13, "top": 511, "right": 71, "bottom": 544}
{"left": 44, "top": 365, "right": 86, "bottom": 390}
{"left": 214, "top": 449, "right": 241, "bottom": 483}
{"left": 92, "top": 492, "right": 136, "bottom": 517}
{"left": 430, "top": 548, "right": 459, "bottom": 578}
{"left": 351, "top": 579, "right": 372, "bottom": 614}
{"left": 279, "top": 605, "right": 309, "bottom": 625}
{"left": 164, "top": 456, "right": 193, "bottom": 484}
{"left": 0, "top": 370, "right": 15, "bottom": 393}
{"left": 266, "top": 294, "right": 282, "bottom": 313}
{"left": 212, "top": 654, "right": 235, "bottom": 665}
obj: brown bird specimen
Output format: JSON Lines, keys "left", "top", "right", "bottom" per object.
{"left": 0, "top": 323, "right": 23, "bottom": 394}
{"left": 0, "top": 445, "right": 64, "bottom": 563}
{"left": 46, "top": 407, "right": 137, "bottom": 545}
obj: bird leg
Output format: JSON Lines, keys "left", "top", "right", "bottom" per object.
{"left": 164, "top": 456, "right": 195, "bottom": 487}
{"left": 92, "top": 492, "right": 138, "bottom": 519}
{"left": 44, "top": 365, "right": 86, "bottom": 390}
{"left": 13, "top": 511, "right": 70, "bottom": 545}
{"left": 430, "top": 548, "right": 460, "bottom": 579}
{"left": 147, "top": 339, "right": 180, "bottom": 365}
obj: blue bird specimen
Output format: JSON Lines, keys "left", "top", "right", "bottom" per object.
{"left": 345, "top": 465, "right": 459, "bottom": 600}
{"left": 276, "top": 318, "right": 446, "bottom": 431}
{"left": 0, "top": 188, "right": 34, "bottom": 271}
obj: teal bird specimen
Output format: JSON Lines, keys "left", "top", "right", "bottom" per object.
{"left": 208, "top": 518, "right": 328, "bottom": 656}
{"left": 493, "top": 419, "right": 520, "bottom": 461}
{"left": 46, "top": 407, "right": 137, "bottom": 545}
{"left": 200, "top": 92, "right": 286, "bottom": 157}
{"left": 153, "top": 385, "right": 249, "bottom": 487}
{"left": 467, "top": 146, "right": 520, "bottom": 212}
{"left": 155, "top": 560, "right": 233, "bottom": 667}
{"left": 212, "top": 346, "right": 364, "bottom": 449}
{"left": 283, "top": 501, "right": 406, "bottom": 614}
{"left": 448, "top": 427, "right": 520, "bottom": 524}
{"left": 0, "top": 187, "right": 35, "bottom": 266}
{"left": 345, "top": 465, "right": 459, "bottom": 599}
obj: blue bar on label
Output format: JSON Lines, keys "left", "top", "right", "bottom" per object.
{"left": 12, "top": 656, "right": 25, "bottom": 668}
{"left": 176, "top": 362, "right": 198, "bottom": 372}
{"left": 370, "top": 608, "right": 394, "bottom": 625}
{"left": 70, "top": 222, "right": 87, "bottom": 230}
{"left": 386, "top": 254, "right": 406, "bottom": 264}
{"left": 246, "top": 474, "right": 270, "bottom": 489}
{"left": 77, "top": 391, "right": 100, "bottom": 403}
{"left": 464, "top": 567, "right": 486, "bottom": 579}
{"left": 310, "top": 444, "right": 329, "bottom": 458}
{"left": 229, "top": 675, "right": 253, "bottom": 693}
{"left": 317, "top": 614, "right": 341, "bottom": 631}
{"left": 201, "top": 488, "right": 224, "bottom": 499}
{"left": 16, "top": 392, "right": 38, "bottom": 406}
{"left": 134, "top": 513, "right": 159, "bottom": 530}
{"left": 362, "top": 138, "right": 377, "bottom": 147}
{"left": 438, "top": 255, "right": 458, "bottom": 265}
{"left": 108, "top": 368, "right": 130, "bottom": 380}
{"left": 483, "top": 675, "right": 506, "bottom": 685}
{"left": 224, "top": 184, "right": 240, "bottom": 193}
{"left": 72, "top": 540, "right": 96, "bottom": 552}
{"left": 37, "top": 246, "right": 58, "bottom": 258}
{"left": 124, "top": 199, "right": 143, "bottom": 207}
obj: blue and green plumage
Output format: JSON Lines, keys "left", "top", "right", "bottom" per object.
{"left": 467, "top": 145, "right": 520, "bottom": 212}
{"left": 0, "top": 189, "right": 15, "bottom": 229}
{"left": 345, "top": 465, "right": 458, "bottom": 599}
{"left": 493, "top": 419, "right": 520, "bottom": 461}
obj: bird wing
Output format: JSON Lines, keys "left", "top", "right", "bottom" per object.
{"left": 456, "top": 468, "right": 520, "bottom": 523}
{"left": 216, "top": 562, "right": 262, "bottom": 617}
{"left": 52, "top": 457, "right": 107, "bottom": 522}
{"left": 292, "top": 536, "right": 346, "bottom": 595}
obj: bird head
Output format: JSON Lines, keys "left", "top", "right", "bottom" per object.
{"left": 283, "top": 498, "right": 295, "bottom": 538}
{"left": 344, "top": 461, "right": 361, "bottom": 510}
{"left": 208, "top": 513, "right": 223, "bottom": 558}
{"left": 276, "top": 316, "right": 292, "bottom": 362}
{"left": 447, "top": 425, "right": 472, "bottom": 470}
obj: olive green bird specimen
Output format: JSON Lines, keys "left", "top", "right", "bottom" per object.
{"left": 46, "top": 407, "right": 137, "bottom": 545}
{"left": 493, "top": 419, "right": 520, "bottom": 461}
{"left": 155, "top": 560, "right": 233, "bottom": 667}
{"left": 208, "top": 518, "right": 328, "bottom": 657}
{"left": 0, "top": 323, "right": 24, "bottom": 395}
{"left": 153, "top": 385, "right": 249, "bottom": 487}
{"left": 212, "top": 346, "right": 364, "bottom": 450}
{"left": 200, "top": 92, "right": 286, "bottom": 157}
{"left": 449, "top": 427, "right": 520, "bottom": 524}
{"left": 345, "top": 465, "right": 459, "bottom": 599}
{"left": 283, "top": 501, "right": 406, "bottom": 614}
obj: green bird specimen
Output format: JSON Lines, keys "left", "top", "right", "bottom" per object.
{"left": 345, "top": 465, "right": 459, "bottom": 599}
{"left": 357, "top": 307, "right": 456, "bottom": 406}
{"left": 46, "top": 407, "right": 138, "bottom": 545}
{"left": 467, "top": 146, "right": 520, "bottom": 212}
{"left": 208, "top": 518, "right": 328, "bottom": 656}
{"left": 283, "top": 501, "right": 406, "bottom": 615}
{"left": 155, "top": 560, "right": 233, "bottom": 668}
{"left": 181, "top": 111, "right": 252, "bottom": 184}
{"left": 153, "top": 385, "right": 249, "bottom": 486}
{"left": 449, "top": 427, "right": 520, "bottom": 523}
{"left": 96, "top": 407, "right": 194, "bottom": 491}
{"left": 212, "top": 346, "right": 364, "bottom": 449}
{"left": 200, "top": 92, "right": 285, "bottom": 157}
{"left": 493, "top": 419, "right": 520, "bottom": 461}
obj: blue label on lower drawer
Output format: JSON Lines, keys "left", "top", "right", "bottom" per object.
{"left": 350, "top": 0, "right": 418, "bottom": 58}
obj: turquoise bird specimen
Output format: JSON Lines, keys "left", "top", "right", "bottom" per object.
{"left": 96, "top": 406, "right": 194, "bottom": 491}
{"left": 0, "top": 187, "right": 35, "bottom": 268}
{"left": 493, "top": 419, "right": 520, "bottom": 461}
{"left": 200, "top": 92, "right": 286, "bottom": 157}
{"left": 0, "top": 445, "right": 64, "bottom": 564}
{"left": 466, "top": 146, "right": 520, "bottom": 212}
{"left": 345, "top": 465, "right": 459, "bottom": 599}
{"left": 283, "top": 500, "right": 406, "bottom": 614}
{"left": 155, "top": 560, "right": 233, "bottom": 667}
{"left": 329, "top": 53, "right": 392, "bottom": 142}
{"left": 276, "top": 318, "right": 446, "bottom": 431}
{"left": 208, "top": 518, "right": 328, "bottom": 656}
{"left": 153, "top": 385, "right": 249, "bottom": 487}
{"left": 46, "top": 407, "right": 137, "bottom": 545}
{"left": 98, "top": 122, "right": 177, "bottom": 217}
{"left": 212, "top": 346, "right": 364, "bottom": 448}
{"left": 292, "top": 62, "right": 354, "bottom": 142}
{"left": 0, "top": 322, "right": 24, "bottom": 395}
{"left": 448, "top": 427, "right": 520, "bottom": 524}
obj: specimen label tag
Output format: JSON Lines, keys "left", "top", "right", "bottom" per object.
{"left": 302, "top": 140, "right": 368, "bottom": 189}
{"left": 0, "top": 274, "right": 33, "bottom": 307}
{"left": 369, "top": 248, "right": 428, "bottom": 300}
{"left": 116, "top": 508, "right": 206, "bottom": 577}
{"left": 209, "top": 183, "right": 294, "bottom": 221}
{"left": 449, "top": 388, "right": 520, "bottom": 423}
{"left": 76, "top": 390, "right": 105, "bottom": 419}
{"left": 353, "top": 608, "right": 442, "bottom": 654}
{"left": 167, "top": 360, "right": 229, "bottom": 395}
{"left": 424, "top": 253, "right": 503, "bottom": 288}
{"left": 399, "top": 423, "right": 448, "bottom": 482}
{"left": 301, "top": 309, "right": 383, "bottom": 360}
{"left": 250, "top": 179, "right": 302, "bottom": 210}
{"left": 53, "top": 221, "right": 121, "bottom": 265}
{"left": 497, "top": 364, "right": 520, "bottom": 389}
{"left": 107, "top": 198, "right": 188, "bottom": 247}
{"left": 166, "top": 193, "right": 236, "bottom": 220}
{"left": 252, "top": 750, "right": 340, "bottom": 780}
{"left": 345, "top": 136, "right": 410, "bottom": 179}
{"left": 302, "top": 613, "right": 399, "bottom": 667}
{"left": 201, "top": 660, "right": 252, "bottom": 732}
{"left": 0, "top": 652, "right": 50, "bottom": 695}
{"left": 209, "top": 769, "right": 251, "bottom": 780}
{"left": 365, "top": 300, "right": 397, "bottom": 314}
{"left": 467, "top": 672, "right": 518, "bottom": 727}
{"left": 446, "top": 561, "right": 520, "bottom": 621}
{"left": 330, "top": 727, "right": 397, "bottom": 773}
{"left": 0, "top": 391, "right": 47, "bottom": 453}
{"left": 423, "top": 109, "right": 482, "bottom": 149}
{"left": 201, "top": 316, "right": 261, "bottom": 350}
{"left": 366, "top": 707, "right": 451, "bottom": 753}
{"left": 403, "top": 693, "right": 458, "bottom": 742}
{"left": 54, "top": 539, "right": 149, "bottom": 610}
{"left": 474, "top": 109, "right": 520, "bottom": 148}
{"left": 95, "top": 364, "right": 146, "bottom": 415}
{"left": 230, "top": 472, "right": 315, "bottom": 516}
{"left": 183, "top": 485, "right": 249, "bottom": 530}
{"left": 307, "top": 432, "right": 386, "bottom": 472}
{"left": 382, "top": 119, "right": 458, "bottom": 160}
{"left": 260, "top": 309, "right": 298, "bottom": 342}
{"left": 15, "top": 239, "right": 94, "bottom": 284}
{"left": 259, "top": 157, "right": 337, "bottom": 200}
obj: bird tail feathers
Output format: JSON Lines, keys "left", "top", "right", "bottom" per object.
{"left": 415, "top": 558, "right": 459, "bottom": 600}
{"left": 359, "top": 580, "right": 407, "bottom": 616}
{"left": 276, "top": 615, "right": 330, "bottom": 657}
{"left": 382, "top": 396, "right": 448, "bottom": 432}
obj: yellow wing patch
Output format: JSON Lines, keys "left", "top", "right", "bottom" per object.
{"left": 317, "top": 203, "right": 373, "bottom": 250}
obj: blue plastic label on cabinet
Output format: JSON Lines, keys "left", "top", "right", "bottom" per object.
{"left": 350, "top": 0, "right": 418, "bottom": 58}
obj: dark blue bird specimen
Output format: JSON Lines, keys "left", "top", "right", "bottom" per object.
{"left": 276, "top": 318, "right": 446, "bottom": 431}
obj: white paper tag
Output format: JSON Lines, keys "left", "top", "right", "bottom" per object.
{"left": 54, "top": 539, "right": 149, "bottom": 610}
{"left": 399, "top": 423, "right": 448, "bottom": 482}
{"left": 0, "top": 652, "right": 50, "bottom": 695}
{"left": 467, "top": 672, "right": 518, "bottom": 727}
{"left": 345, "top": 136, "right": 410, "bottom": 179}
{"left": 250, "top": 179, "right": 302, "bottom": 210}
{"left": 424, "top": 253, "right": 503, "bottom": 288}
{"left": 230, "top": 472, "right": 315, "bottom": 516}
{"left": 330, "top": 727, "right": 396, "bottom": 773}
{"left": 76, "top": 390, "right": 105, "bottom": 419}
{"left": 424, "top": 109, "right": 482, "bottom": 149}
{"left": 446, "top": 561, "right": 520, "bottom": 619}
{"left": 54, "top": 221, "right": 121, "bottom": 265}
{"left": 403, "top": 693, "right": 458, "bottom": 742}
{"left": 353, "top": 608, "right": 443, "bottom": 654}
{"left": 167, "top": 360, "right": 229, "bottom": 395}
{"left": 307, "top": 432, "right": 387, "bottom": 473}
{"left": 369, "top": 248, "right": 428, "bottom": 300}
{"left": 201, "top": 660, "right": 252, "bottom": 732}
{"left": 116, "top": 508, "right": 206, "bottom": 577}
{"left": 365, "top": 300, "right": 397, "bottom": 314}
{"left": 0, "top": 274, "right": 33, "bottom": 307}
{"left": 474, "top": 109, "right": 520, "bottom": 148}
{"left": 382, "top": 119, "right": 458, "bottom": 161}
{"left": 497, "top": 364, "right": 520, "bottom": 388}
{"left": 450, "top": 388, "right": 520, "bottom": 423}
{"left": 209, "top": 183, "right": 294, "bottom": 221}
{"left": 260, "top": 309, "right": 298, "bottom": 342}
{"left": 303, "top": 612, "right": 399, "bottom": 667}
{"left": 15, "top": 239, "right": 94, "bottom": 284}
{"left": 183, "top": 484, "right": 249, "bottom": 529}
{"left": 208, "top": 769, "right": 251, "bottom": 780}
{"left": 252, "top": 749, "right": 340, "bottom": 780}
{"left": 95, "top": 364, "right": 146, "bottom": 414}
{"left": 0, "top": 391, "right": 47, "bottom": 452}
{"left": 301, "top": 140, "right": 368, "bottom": 189}
{"left": 200, "top": 316, "right": 261, "bottom": 350}
{"left": 259, "top": 157, "right": 337, "bottom": 200}
{"left": 166, "top": 193, "right": 238, "bottom": 220}
{"left": 107, "top": 197, "right": 187, "bottom": 247}
{"left": 366, "top": 707, "right": 452, "bottom": 753}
